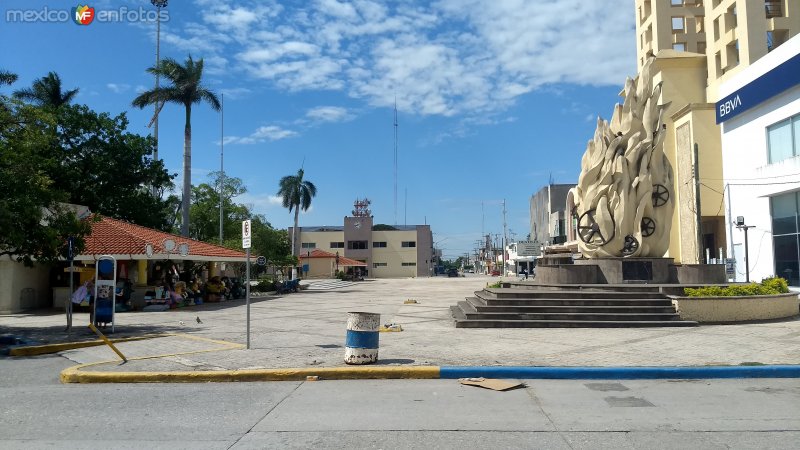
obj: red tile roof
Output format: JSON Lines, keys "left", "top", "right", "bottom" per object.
{"left": 78, "top": 216, "right": 247, "bottom": 261}
{"left": 299, "top": 249, "right": 367, "bottom": 266}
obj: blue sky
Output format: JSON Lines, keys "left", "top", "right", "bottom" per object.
{"left": 2, "top": 0, "right": 636, "bottom": 260}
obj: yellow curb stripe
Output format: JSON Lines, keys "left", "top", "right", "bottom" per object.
{"left": 9, "top": 334, "right": 168, "bottom": 357}
{"left": 61, "top": 366, "right": 441, "bottom": 383}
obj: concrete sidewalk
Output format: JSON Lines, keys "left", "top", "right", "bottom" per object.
{"left": 2, "top": 276, "right": 800, "bottom": 382}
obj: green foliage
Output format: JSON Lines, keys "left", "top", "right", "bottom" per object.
{"left": 51, "top": 104, "right": 177, "bottom": 230}
{"left": 487, "top": 281, "right": 502, "bottom": 289}
{"left": 252, "top": 279, "right": 275, "bottom": 293}
{"left": 0, "top": 96, "right": 91, "bottom": 265}
{"left": 277, "top": 167, "right": 317, "bottom": 256}
{"left": 189, "top": 172, "right": 249, "bottom": 242}
{"left": 335, "top": 270, "right": 346, "bottom": 281}
{"left": 13, "top": 71, "right": 78, "bottom": 107}
{"left": 684, "top": 277, "right": 790, "bottom": 297}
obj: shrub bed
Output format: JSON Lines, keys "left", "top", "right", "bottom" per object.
{"left": 684, "top": 277, "right": 789, "bottom": 297}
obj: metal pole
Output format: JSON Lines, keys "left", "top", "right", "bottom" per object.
{"left": 694, "top": 143, "right": 703, "bottom": 264}
{"left": 219, "top": 93, "right": 224, "bottom": 245}
{"left": 153, "top": 6, "right": 160, "bottom": 163}
{"left": 743, "top": 227, "right": 750, "bottom": 283}
{"left": 502, "top": 199, "right": 507, "bottom": 276}
{"left": 67, "top": 254, "right": 73, "bottom": 331}
{"left": 246, "top": 247, "right": 251, "bottom": 349}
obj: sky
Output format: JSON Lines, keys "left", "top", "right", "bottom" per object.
{"left": 1, "top": 0, "right": 637, "bottom": 260}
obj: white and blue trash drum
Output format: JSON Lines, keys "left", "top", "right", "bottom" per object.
{"left": 344, "top": 312, "right": 380, "bottom": 364}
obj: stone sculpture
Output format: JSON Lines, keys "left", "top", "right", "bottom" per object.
{"left": 568, "top": 56, "right": 674, "bottom": 258}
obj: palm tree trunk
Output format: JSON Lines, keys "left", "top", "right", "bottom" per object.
{"left": 292, "top": 206, "right": 300, "bottom": 256}
{"left": 182, "top": 104, "right": 192, "bottom": 237}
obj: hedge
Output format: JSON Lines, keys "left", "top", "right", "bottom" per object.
{"left": 684, "top": 276, "right": 790, "bottom": 297}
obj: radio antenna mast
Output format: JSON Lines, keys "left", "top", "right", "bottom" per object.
{"left": 394, "top": 97, "right": 398, "bottom": 225}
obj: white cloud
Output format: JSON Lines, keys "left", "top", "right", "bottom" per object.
{"left": 106, "top": 83, "right": 131, "bottom": 93}
{"left": 306, "top": 106, "right": 352, "bottom": 122}
{"left": 161, "top": 0, "right": 635, "bottom": 118}
{"left": 223, "top": 125, "right": 298, "bottom": 145}
{"left": 220, "top": 87, "right": 252, "bottom": 99}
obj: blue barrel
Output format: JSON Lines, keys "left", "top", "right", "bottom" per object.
{"left": 344, "top": 312, "right": 380, "bottom": 364}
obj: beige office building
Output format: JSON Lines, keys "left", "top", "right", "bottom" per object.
{"left": 289, "top": 216, "right": 434, "bottom": 278}
{"left": 632, "top": 0, "right": 798, "bottom": 263}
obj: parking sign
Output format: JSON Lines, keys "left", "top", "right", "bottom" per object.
{"left": 242, "top": 219, "right": 252, "bottom": 249}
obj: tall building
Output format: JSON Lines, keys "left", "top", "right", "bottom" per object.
{"left": 529, "top": 184, "right": 573, "bottom": 245}
{"left": 632, "top": 0, "right": 799, "bottom": 264}
{"left": 288, "top": 199, "right": 434, "bottom": 278}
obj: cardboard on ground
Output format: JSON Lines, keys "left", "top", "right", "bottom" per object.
{"left": 458, "top": 377, "right": 524, "bottom": 391}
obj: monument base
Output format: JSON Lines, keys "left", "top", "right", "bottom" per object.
{"left": 572, "top": 257, "right": 674, "bottom": 284}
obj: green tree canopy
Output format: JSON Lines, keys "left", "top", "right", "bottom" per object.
{"left": 277, "top": 168, "right": 317, "bottom": 257}
{"left": 0, "top": 96, "right": 90, "bottom": 265}
{"left": 50, "top": 104, "right": 178, "bottom": 230}
{"left": 13, "top": 71, "right": 78, "bottom": 108}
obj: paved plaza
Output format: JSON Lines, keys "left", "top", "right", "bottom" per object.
{"left": 2, "top": 276, "right": 800, "bottom": 377}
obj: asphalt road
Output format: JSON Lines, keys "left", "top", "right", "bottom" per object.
{"left": 2, "top": 354, "right": 799, "bottom": 449}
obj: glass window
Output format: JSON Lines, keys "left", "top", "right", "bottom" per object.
{"left": 330, "top": 242, "right": 345, "bottom": 248}
{"left": 673, "top": 43, "right": 685, "bottom": 51}
{"left": 401, "top": 262, "right": 416, "bottom": 267}
{"left": 794, "top": 117, "right": 800, "bottom": 157}
{"left": 347, "top": 241, "right": 368, "bottom": 250}
{"left": 373, "top": 241, "right": 387, "bottom": 248}
{"left": 771, "top": 192, "right": 798, "bottom": 235}
{"left": 401, "top": 241, "right": 416, "bottom": 248}
{"left": 672, "top": 17, "right": 684, "bottom": 31}
{"left": 301, "top": 243, "right": 316, "bottom": 249}
{"left": 768, "top": 119, "right": 794, "bottom": 163}
{"left": 373, "top": 262, "right": 387, "bottom": 268}
{"left": 773, "top": 235, "right": 799, "bottom": 287}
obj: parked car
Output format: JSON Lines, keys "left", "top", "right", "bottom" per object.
{"left": 447, "top": 268, "right": 459, "bottom": 277}
{"left": 490, "top": 270, "right": 501, "bottom": 276}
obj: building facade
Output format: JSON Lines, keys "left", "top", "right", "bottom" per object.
{"left": 633, "top": 0, "right": 799, "bottom": 263}
{"left": 289, "top": 216, "right": 434, "bottom": 278}
{"left": 718, "top": 34, "right": 800, "bottom": 285}
{"left": 530, "top": 184, "right": 573, "bottom": 246}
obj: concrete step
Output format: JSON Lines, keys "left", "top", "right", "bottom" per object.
{"left": 471, "top": 304, "right": 678, "bottom": 314}
{"left": 479, "top": 288, "right": 668, "bottom": 300}
{"left": 454, "top": 319, "right": 698, "bottom": 328}
{"left": 478, "top": 297, "right": 674, "bottom": 307}
{"left": 462, "top": 312, "right": 683, "bottom": 321}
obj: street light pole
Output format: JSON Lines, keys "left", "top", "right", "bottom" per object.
{"left": 151, "top": 0, "right": 167, "bottom": 163}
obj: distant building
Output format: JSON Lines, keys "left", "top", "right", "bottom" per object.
{"left": 288, "top": 199, "right": 433, "bottom": 278}
{"left": 530, "top": 184, "right": 573, "bottom": 245}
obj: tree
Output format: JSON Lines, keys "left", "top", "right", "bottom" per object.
{"left": 0, "top": 96, "right": 90, "bottom": 265}
{"left": 50, "top": 104, "right": 177, "bottom": 231}
{"left": 0, "top": 70, "right": 17, "bottom": 86}
{"left": 189, "top": 172, "right": 248, "bottom": 242}
{"left": 131, "top": 55, "right": 221, "bottom": 237}
{"left": 13, "top": 71, "right": 78, "bottom": 107}
{"left": 277, "top": 168, "right": 317, "bottom": 259}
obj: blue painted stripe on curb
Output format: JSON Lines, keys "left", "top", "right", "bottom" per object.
{"left": 345, "top": 330, "right": 379, "bottom": 349}
{"left": 440, "top": 365, "right": 800, "bottom": 379}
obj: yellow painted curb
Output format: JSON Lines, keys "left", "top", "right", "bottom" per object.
{"left": 61, "top": 365, "right": 441, "bottom": 383}
{"left": 9, "top": 334, "right": 167, "bottom": 357}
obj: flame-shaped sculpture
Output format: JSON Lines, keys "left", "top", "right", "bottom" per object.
{"left": 569, "top": 56, "right": 674, "bottom": 258}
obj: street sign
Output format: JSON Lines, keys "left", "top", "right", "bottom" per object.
{"left": 256, "top": 255, "right": 266, "bottom": 266}
{"left": 242, "top": 219, "right": 252, "bottom": 249}
{"left": 516, "top": 241, "right": 542, "bottom": 257}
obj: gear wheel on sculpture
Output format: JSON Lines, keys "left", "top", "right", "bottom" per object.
{"left": 577, "top": 209, "right": 615, "bottom": 246}
{"left": 621, "top": 235, "right": 640, "bottom": 255}
{"left": 641, "top": 217, "right": 656, "bottom": 237}
{"left": 652, "top": 184, "right": 669, "bottom": 207}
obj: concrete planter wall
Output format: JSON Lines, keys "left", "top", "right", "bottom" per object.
{"left": 671, "top": 293, "right": 799, "bottom": 323}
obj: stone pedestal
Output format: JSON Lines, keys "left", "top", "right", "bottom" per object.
{"left": 572, "top": 257, "right": 675, "bottom": 284}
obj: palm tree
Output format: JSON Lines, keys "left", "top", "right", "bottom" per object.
{"left": 13, "top": 72, "right": 78, "bottom": 107}
{"left": 0, "top": 70, "right": 17, "bottom": 86}
{"left": 277, "top": 168, "right": 317, "bottom": 261}
{"left": 132, "top": 56, "right": 220, "bottom": 237}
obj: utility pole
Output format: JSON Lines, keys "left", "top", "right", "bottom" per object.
{"left": 219, "top": 93, "right": 224, "bottom": 245}
{"left": 502, "top": 199, "right": 507, "bottom": 276}
{"left": 694, "top": 143, "right": 704, "bottom": 264}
